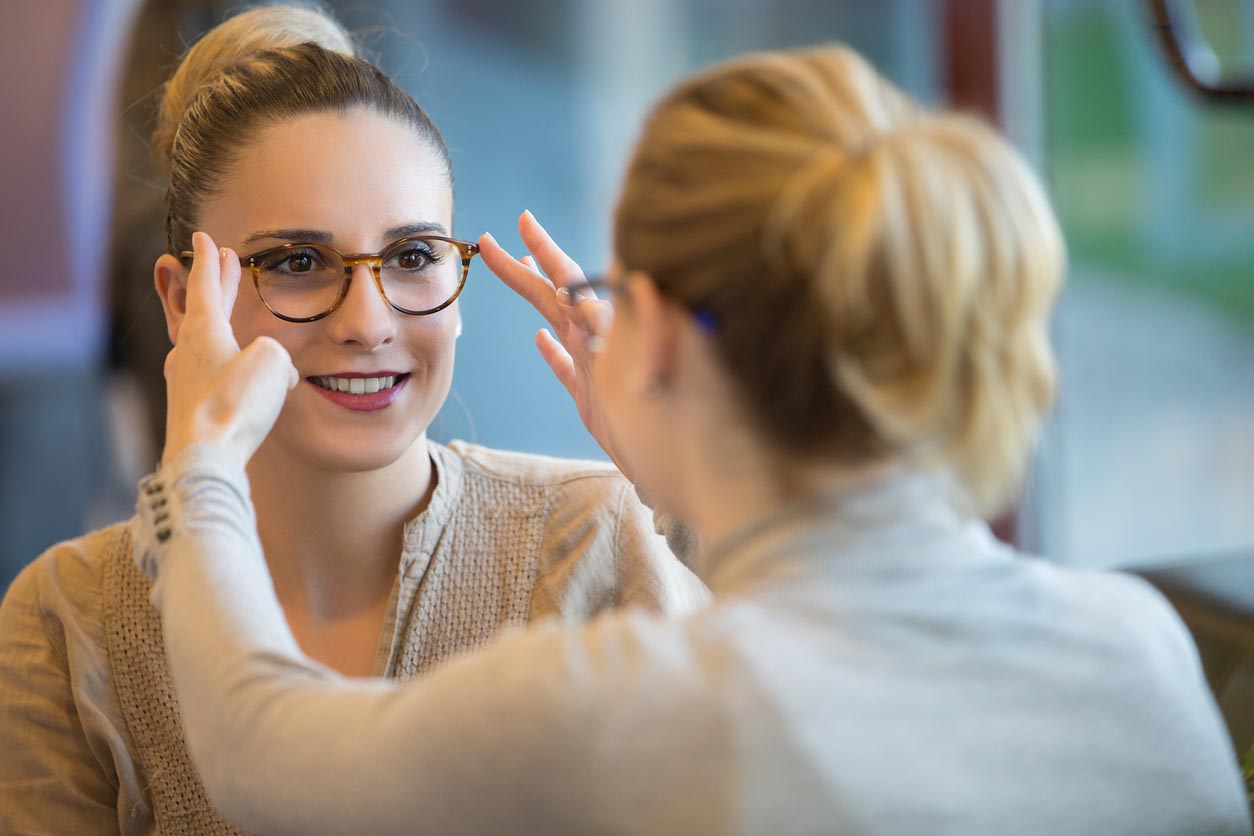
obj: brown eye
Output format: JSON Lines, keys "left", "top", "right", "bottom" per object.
{"left": 259, "top": 248, "right": 325, "bottom": 276}
{"left": 387, "top": 241, "right": 443, "bottom": 273}
{"left": 287, "top": 253, "right": 315, "bottom": 273}
{"left": 397, "top": 249, "right": 428, "bottom": 270}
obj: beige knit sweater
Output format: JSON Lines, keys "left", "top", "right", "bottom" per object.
{"left": 0, "top": 440, "right": 708, "bottom": 836}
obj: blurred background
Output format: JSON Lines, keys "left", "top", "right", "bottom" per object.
{"left": 3, "top": 0, "right": 1254, "bottom": 585}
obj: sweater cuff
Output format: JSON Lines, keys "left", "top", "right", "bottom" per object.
{"left": 131, "top": 443, "right": 254, "bottom": 582}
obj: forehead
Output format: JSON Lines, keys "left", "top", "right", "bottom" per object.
{"left": 202, "top": 109, "right": 452, "bottom": 246}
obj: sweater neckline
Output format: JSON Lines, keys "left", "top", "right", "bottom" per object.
{"left": 398, "top": 440, "right": 465, "bottom": 565}
{"left": 698, "top": 469, "right": 1005, "bottom": 595}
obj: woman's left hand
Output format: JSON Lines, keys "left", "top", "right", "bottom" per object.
{"left": 162, "top": 231, "right": 299, "bottom": 468}
{"left": 478, "top": 211, "right": 629, "bottom": 480}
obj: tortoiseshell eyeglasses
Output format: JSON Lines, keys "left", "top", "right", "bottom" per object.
{"left": 179, "top": 235, "right": 479, "bottom": 323}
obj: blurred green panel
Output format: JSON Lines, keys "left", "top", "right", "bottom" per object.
{"left": 1046, "top": 2, "right": 1254, "bottom": 326}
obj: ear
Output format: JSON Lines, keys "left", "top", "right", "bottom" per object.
{"left": 154, "top": 253, "right": 189, "bottom": 344}
{"left": 622, "top": 271, "right": 681, "bottom": 397}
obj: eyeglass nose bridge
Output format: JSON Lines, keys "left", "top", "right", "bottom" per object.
{"left": 330, "top": 254, "right": 392, "bottom": 312}
{"left": 340, "top": 253, "right": 386, "bottom": 274}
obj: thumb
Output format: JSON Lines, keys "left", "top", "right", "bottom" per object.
{"left": 230, "top": 337, "right": 296, "bottom": 400}
{"left": 220, "top": 337, "right": 297, "bottom": 462}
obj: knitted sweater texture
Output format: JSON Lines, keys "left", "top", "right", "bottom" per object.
{"left": 0, "top": 440, "right": 706, "bottom": 835}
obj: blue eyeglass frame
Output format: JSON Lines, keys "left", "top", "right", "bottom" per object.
{"left": 562, "top": 274, "right": 719, "bottom": 334}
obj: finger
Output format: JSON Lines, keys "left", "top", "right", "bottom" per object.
{"left": 478, "top": 231, "right": 566, "bottom": 331}
{"left": 558, "top": 296, "right": 614, "bottom": 343}
{"left": 535, "top": 329, "right": 577, "bottom": 395}
{"left": 478, "top": 230, "right": 549, "bottom": 288}
{"left": 185, "top": 231, "right": 223, "bottom": 320}
{"left": 556, "top": 284, "right": 599, "bottom": 307}
{"left": 517, "top": 210, "right": 585, "bottom": 289}
{"left": 219, "top": 247, "right": 242, "bottom": 321}
{"left": 583, "top": 298, "right": 614, "bottom": 338}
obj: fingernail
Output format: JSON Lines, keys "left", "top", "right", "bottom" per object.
{"left": 555, "top": 287, "right": 573, "bottom": 305}
{"left": 481, "top": 231, "right": 495, "bottom": 244}
{"left": 220, "top": 247, "right": 229, "bottom": 260}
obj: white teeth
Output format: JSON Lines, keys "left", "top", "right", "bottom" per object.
{"left": 314, "top": 375, "right": 398, "bottom": 394}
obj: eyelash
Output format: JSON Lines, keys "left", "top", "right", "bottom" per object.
{"left": 391, "top": 243, "right": 444, "bottom": 264}
{"left": 259, "top": 248, "right": 324, "bottom": 272}
{"left": 251, "top": 240, "right": 449, "bottom": 271}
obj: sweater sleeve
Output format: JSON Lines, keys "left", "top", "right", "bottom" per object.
{"left": 132, "top": 443, "right": 607, "bottom": 836}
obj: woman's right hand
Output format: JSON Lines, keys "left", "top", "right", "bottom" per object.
{"left": 162, "top": 231, "right": 298, "bottom": 468}
{"left": 478, "top": 212, "right": 630, "bottom": 480}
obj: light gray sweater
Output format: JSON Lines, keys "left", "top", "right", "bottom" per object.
{"left": 135, "top": 443, "right": 1252, "bottom": 836}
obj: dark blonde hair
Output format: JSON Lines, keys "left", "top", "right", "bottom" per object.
{"left": 153, "top": 4, "right": 451, "bottom": 255}
{"left": 615, "top": 46, "right": 1064, "bottom": 515}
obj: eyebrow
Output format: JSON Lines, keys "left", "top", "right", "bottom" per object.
{"left": 384, "top": 222, "right": 449, "bottom": 239}
{"left": 240, "top": 229, "right": 332, "bottom": 247}
{"left": 239, "top": 222, "right": 451, "bottom": 249}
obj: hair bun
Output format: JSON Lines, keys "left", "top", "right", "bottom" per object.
{"left": 616, "top": 46, "right": 1064, "bottom": 516}
{"left": 152, "top": 4, "right": 356, "bottom": 171}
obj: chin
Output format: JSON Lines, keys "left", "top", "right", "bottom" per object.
{"left": 307, "top": 438, "right": 420, "bottom": 473}
{"left": 636, "top": 471, "right": 683, "bottom": 522}
{"left": 264, "top": 413, "right": 429, "bottom": 475}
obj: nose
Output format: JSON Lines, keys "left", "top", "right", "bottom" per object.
{"left": 325, "top": 263, "right": 397, "bottom": 350}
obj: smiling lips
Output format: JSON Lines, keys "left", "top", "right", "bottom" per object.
{"left": 313, "top": 374, "right": 399, "bottom": 395}
{"left": 308, "top": 372, "right": 409, "bottom": 412}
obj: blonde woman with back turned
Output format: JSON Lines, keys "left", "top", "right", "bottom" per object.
{"left": 130, "top": 40, "right": 1250, "bottom": 836}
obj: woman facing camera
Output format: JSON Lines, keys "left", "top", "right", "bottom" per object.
{"left": 133, "top": 42, "right": 1249, "bottom": 836}
{"left": 0, "top": 7, "right": 704, "bottom": 835}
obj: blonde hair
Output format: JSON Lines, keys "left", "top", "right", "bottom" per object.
{"left": 615, "top": 46, "right": 1064, "bottom": 516}
{"left": 153, "top": 4, "right": 450, "bottom": 254}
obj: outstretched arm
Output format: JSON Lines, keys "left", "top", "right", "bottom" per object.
{"left": 142, "top": 444, "right": 595, "bottom": 836}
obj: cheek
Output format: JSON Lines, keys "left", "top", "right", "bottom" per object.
{"left": 229, "top": 292, "right": 290, "bottom": 353}
{"left": 406, "top": 309, "right": 458, "bottom": 360}
{"left": 391, "top": 312, "right": 459, "bottom": 398}
{"left": 231, "top": 295, "right": 275, "bottom": 348}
